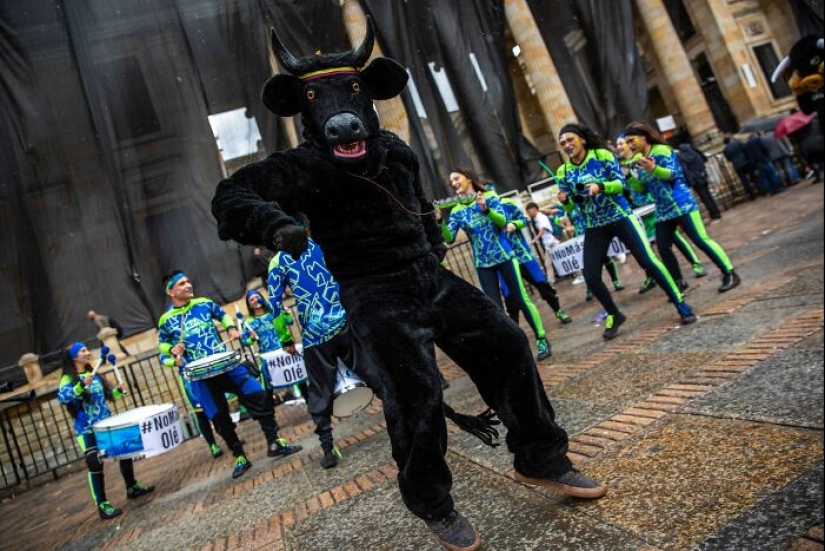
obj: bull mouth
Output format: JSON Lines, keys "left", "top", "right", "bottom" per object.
{"left": 332, "top": 140, "right": 367, "bottom": 160}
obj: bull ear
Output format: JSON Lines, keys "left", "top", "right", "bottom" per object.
{"left": 261, "top": 74, "right": 304, "bottom": 116}
{"left": 361, "top": 57, "right": 408, "bottom": 100}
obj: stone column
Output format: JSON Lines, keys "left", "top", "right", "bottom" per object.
{"left": 341, "top": 0, "right": 411, "bottom": 143}
{"left": 634, "top": 0, "right": 718, "bottom": 143}
{"left": 18, "top": 353, "right": 42, "bottom": 386}
{"left": 504, "top": 0, "right": 576, "bottom": 140}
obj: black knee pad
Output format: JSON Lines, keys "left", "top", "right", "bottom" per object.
{"left": 85, "top": 449, "right": 104, "bottom": 472}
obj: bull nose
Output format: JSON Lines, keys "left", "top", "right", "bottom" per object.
{"left": 325, "top": 113, "right": 367, "bottom": 143}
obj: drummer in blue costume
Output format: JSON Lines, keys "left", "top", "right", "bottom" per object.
{"left": 268, "top": 238, "right": 383, "bottom": 469}
{"left": 157, "top": 270, "right": 302, "bottom": 479}
{"left": 58, "top": 343, "right": 154, "bottom": 520}
{"left": 241, "top": 290, "right": 308, "bottom": 401}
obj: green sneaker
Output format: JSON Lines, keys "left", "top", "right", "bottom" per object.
{"left": 321, "top": 446, "right": 343, "bottom": 469}
{"left": 692, "top": 264, "right": 707, "bottom": 278}
{"left": 638, "top": 277, "right": 656, "bottom": 294}
{"left": 602, "top": 312, "right": 627, "bottom": 341}
{"left": 555, "top": 309, "right": 573, "bottom": 324}
{"left": 613, "top": 280, "right": 625, "bottom": 291}
{"left": 536, "top": 338, "right": 552, "bottom": 361}
{"left": 98, "top": 501, "right": 122, "bottom": 520}
{"left": 210, "top": 443, "right": 223, "bottom": 459}
{"left": 232, "top": 455, "right": 252, "bottom": 479}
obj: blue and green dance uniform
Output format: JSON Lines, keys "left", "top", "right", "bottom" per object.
{"left": 628, "top": 144, "right": 734, "bottom": 281}
{"left": 58, "top": 370, "right": 137, "bottom": 508}
{"left": 442, "top": 192, "right": 548, "bottom": 344}
{"left": 557, "top": 148, "right": 692, "bottom": 318}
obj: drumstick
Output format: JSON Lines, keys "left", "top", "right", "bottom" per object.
{"left": 108, "top": 354, "right": 128, "bottom": 395}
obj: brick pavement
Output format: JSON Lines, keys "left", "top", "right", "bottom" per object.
{"left": 3, "top": 181, "right": 823, "bottom": 551}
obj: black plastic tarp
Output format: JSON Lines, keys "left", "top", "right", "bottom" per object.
{"left": 360, "top": 0, "right": 540, "bottom": 193}
{"left": 791, "top": 0, "right": 824, "bottom": 36}
{"left": 526, "top": 0, "right": 650, "bottom": 140}
{"left": 0, "top": 0, "right": 302, "bottom": 378}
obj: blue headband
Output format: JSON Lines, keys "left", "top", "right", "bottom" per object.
{"left": 69, "top": 342, "right": 85, "bottom": 360}
{"left": 246, "top": 290, "right": 262, "bottom": 302}
{"left": 166, "top": 272, "right": 186, "bottom": 290}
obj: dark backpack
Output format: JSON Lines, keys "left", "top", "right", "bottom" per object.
{"left": 109, "top": 317, "right": 124, "bottom": 339}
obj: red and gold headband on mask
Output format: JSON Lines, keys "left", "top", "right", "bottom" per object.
{"left": 300, "top": 67, "right": 359, "bottom": 82}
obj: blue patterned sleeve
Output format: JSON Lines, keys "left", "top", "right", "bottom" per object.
{"left": 444, "top": 211, "right": 463, "bottom": 244}
{"left": 267, "top": 257, "right": 287, "bottom": 317}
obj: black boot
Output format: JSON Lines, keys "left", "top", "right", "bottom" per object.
{"left": 719, "top": 271, "right": 741, "bottom": 293}
{"left": 320, "top": 445, "right": 341, "bottom": 469}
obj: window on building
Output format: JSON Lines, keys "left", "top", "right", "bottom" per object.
{"left": 663, "top": 0, "right": 696, "bottom": 43}
{"left": 753, "top": 43, "right": 793, "bottom": 100}
{"left": 98, "top": 56, "right": 161, "bottom": 142}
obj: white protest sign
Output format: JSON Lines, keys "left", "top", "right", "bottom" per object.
{"left": 548, "top": 236, "right": 629, "bottom": 276}
{"left": 261, "top": 344, "right": 308, "bottom": 389}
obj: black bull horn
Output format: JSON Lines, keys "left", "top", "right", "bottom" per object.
{"left": 270, "top": 16, "right": 375, "bottom": 75}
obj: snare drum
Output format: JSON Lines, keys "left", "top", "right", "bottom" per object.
{"left": 261, "top": 344, "right": 308, "bottom": 389}
{"left": 93, "top": 404, "right": 182, "bottom": 460}
{"left": 332, "top": 364, "right": 374, "bottom": 418}
{"left": 183, "top": 351, "right": 240, "bottom": 381}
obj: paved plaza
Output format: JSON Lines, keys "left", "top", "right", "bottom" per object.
{"left": 3, "top": 182, "right": 823, "bottom": 551}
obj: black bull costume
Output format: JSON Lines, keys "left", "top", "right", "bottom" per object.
{"left": 211, "top": 17, "right": 605, "bottom": 545}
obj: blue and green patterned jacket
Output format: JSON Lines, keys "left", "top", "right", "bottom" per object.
{"left": 500, "top": 198, "right": 536, "bottom": 264}
{"left": 58, "top": 371, "right": 123, "bottom": 435}
{"left": 241, "top": 311, "right": 293, "bottom": 353}
{"left": 441, "top": 191, "right": 514, "bottom": 268}
{"left": 627, "top": 144, "right": 698, "bottom": 222}
{"left": 157, "top": 298, "right": 235, "bottom": 369}
{"left": 556, "top": 148, "right": 633, "bottom": 229}
{"left": 268, "top": 239, "right": 347, "bottom": 348}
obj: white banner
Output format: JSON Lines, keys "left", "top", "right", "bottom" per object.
{"left": 548, "top": 236, "right": 629, "bottom": 276}
{"left": 262, "top": 344, "right": 308, "bottom": 389}
{"left": 141, "top": 405, "right": 183, "bottom": 458}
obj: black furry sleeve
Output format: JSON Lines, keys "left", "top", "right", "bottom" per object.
{"left": 387, "top": 132, "right": 445, "bottom": 254}
{"left": 211, "top": 153, "right": 299, "bottom": 248}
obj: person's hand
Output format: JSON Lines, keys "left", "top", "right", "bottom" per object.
{"left": 586, "top": 183, "right": 601, "bottom": 196}
{"left": 475, "top": 191, "right": 487, "bottom": 211}
{"left": 171, "top": 343, "right": 185, "bottom": 356}
{"left": 557, "top": 191, "right": 568, "bottom": 203}
{"left": 174, "top": 356, "right": 183, "bottom": 367}
{"left": 283, "top": 344, "right": 297, "bottom": 355}
{"left": 636, "top": 156, "right": 656, "bottom": 172}
{"left": 505, "top": 222, "right": 517, "bottom": 233}
{"left": 118, "top": 382, "right": 128, "bottom": 392}
{"left": 227, "top": 328, "right": 240, "bottom": 341}
{"left": 273, "top": 224, "right": 309, "bottom": 258}
{"left": 83, "top": 374, "right": 94, "bottom": 387}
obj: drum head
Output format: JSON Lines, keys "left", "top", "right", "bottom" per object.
{"left": 94, "top": 404, "right": 174, "bottom": 429}
{"left": 332, "top": 386, "right": 374, "bottom": 418}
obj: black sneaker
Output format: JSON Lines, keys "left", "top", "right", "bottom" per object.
{"left": 719, "top": 271, "right": 741, "bottom": 293}
{"left": 126, "top": 482, "right": 155, "bottom": 499}
{"left": 677, "top": 279, "right": 689, "bottom": 293}
{"left": 268, "top": 438, "right": 303, "bottom": 459}
{"left": 602, "top": 312, "right": 627, "bottom": 340}
{"left": 514, "top": 468, "right": 607, "bottom": 499}
{"left": 676, "top": 302, "right": 698, "bottom": 325}
{"left": 98, "top": 501, "right": 122, "bottom": 520}
{"left": 424, "top": 510, "right": 481, "bottom": 551}
{"left": 320, "top": 446, "right": 342, "bottom": 469}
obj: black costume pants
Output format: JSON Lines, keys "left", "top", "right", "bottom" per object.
{"left": 339, "top": 254, "right": 571, "bottom": 520}
{"left": 304, "top": 322, "right": 383, "bottom": 450}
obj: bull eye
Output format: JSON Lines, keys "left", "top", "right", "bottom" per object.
{"left": 352, "top": 82, "right": 361, "bottom": 93}
{"left": 306, "top": 88, "right": 316, "bottom": 101}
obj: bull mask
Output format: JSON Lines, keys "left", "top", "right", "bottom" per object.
{"left": 261, "top": 17, "right": 408, "bottom": 163}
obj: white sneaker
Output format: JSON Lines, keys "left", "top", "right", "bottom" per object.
{"left": 572, "top": 275, "right": 586, "bottom": 285}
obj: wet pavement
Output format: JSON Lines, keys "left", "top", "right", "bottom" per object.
{"left": 3, "top": 181, "right": 823, "bottom": 551}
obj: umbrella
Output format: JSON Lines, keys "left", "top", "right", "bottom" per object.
{"left": 774, "top": 111, "right": 817, "bottom": 139}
